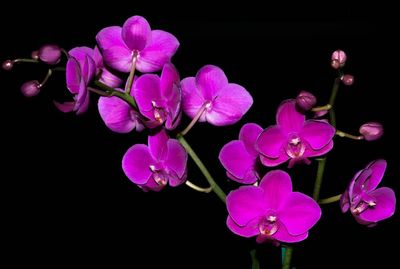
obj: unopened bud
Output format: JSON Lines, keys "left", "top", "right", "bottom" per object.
{"left": 21, "top": 80, "right": 41, "bottom": 97}
{"left": 296, "top": 91, "right": 317, "bottom": 111}
{"left": 38, "top": 44, "right": 62, "bottom": 65}
{"left": 341, "top": 74, "right": 354, "bottom": 86}
{"left": 31, "top": 50, "right": 39, "bottom": 60}
{"left": 331, "top": 50, "right": 347, "bottom": 69}
{"left": 314, "top": 109, "right": 329, "bottom": 118}
{"left": 2, "top": 60, "right": 14, "bottom": 71}
{"left": 359, "top": 122, "right": 383, "bottom": 141}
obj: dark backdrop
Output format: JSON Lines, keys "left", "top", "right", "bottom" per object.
{"left": 1, "top": 3, "right": 398, "bottom": 268}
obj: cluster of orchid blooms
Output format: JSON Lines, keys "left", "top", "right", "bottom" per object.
{"left": 4, "top": 15, "right": 396, "bottom": 268}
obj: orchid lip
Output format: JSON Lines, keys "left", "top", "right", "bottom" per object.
{"left": 258, "top": 214, "right": 279, "bottom": 236}
{"left": 286, "top": 135, "right": 306, "bottom": 158}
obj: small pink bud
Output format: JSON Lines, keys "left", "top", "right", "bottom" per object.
{"left": 2, "top": 60, "right": 14, "bottom": 71}
{"left": 314, "top": 109, "right": 329, "bottom": 118}
{"left": 331, "top": 50, "right": 347, "bottom": 69}
{"left": 38, "top": 44, "right": 62, "bottom": 65}
{"left": 296, "top": 90, "right": 317, "bottom": 111}
{"left": 359, "top": 122, "right": 383, "bottom": 141}
{"left": 341, "top": 74, "right": 354, "bottom": 86}
{"left": 21, "top": 80, "right": 41, "bottom": 97}
{"left": 31, "top": 50, "right": 39, "bottom": 60}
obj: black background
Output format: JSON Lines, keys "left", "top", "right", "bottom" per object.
{"left": 1, "top": 3, "right": 398, "bottom": 268}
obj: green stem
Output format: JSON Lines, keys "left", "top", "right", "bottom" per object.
{"left": 94, "top": 80, "right": 138, "bottom": 109}
{"left": 250, "top": 249, "right": 260, "bottom": 269}
{"left": 39, "top": 69, "right": 52, "bottom": 87}
{"left": 328, "top": 77, "right": 341, "bottom": 128}
{"left": 282, "top": 246, "right": 293, "bottom": 269}
{"left": 313, "top": 158, "right": 326, "bottom": 201}
{"left": 176, "top": 134, "right": 226, "bottom": 203}
{"left": 125, "top": 53, "right": 138, "bottom": 95}
{"left": 319, "top": 194, "right": 341, "bottom": 204}
{"left": 185, "top": 180, "right": 212, "bottom": 193}
{"left": 311, "top": 104, "right": 332, "bottom": 112}
{"left": 13, "top": 58, "right": 39, "bottom": 64}
{"left": 52, "top": 67, "right": 66, "bottom": 72}
{"left": 181, "top": 103, "right": 207, "bottom": 136}
{"left": 335, "top": 130, "right": 364, "bottom": 140}
{"left": 312, "top": 75, "right": 342, "bottom": 201}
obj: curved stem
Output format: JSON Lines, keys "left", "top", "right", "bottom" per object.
{"left": 282, "top": 246, "right": 293, "bottom": 269}
{"left": 177, "top": 134, "right": 226, "bottom": 203}
{"left": 94, "top": 80, "right": 138, "bottom": 109}
{"left": 319, "top": 194, "right": 341, "bottom": 204}
{"left": 181, "top": 103, "right": 207, "bottom": 136}
{"left": 125, "top": 53, "right": 137, "bottom": 95}
{"left": 336, "top": 130, "right": 364, "bottom": 140}
{"left": 185, "top": 180, "right": 212, "bottom": 193}
{"left": 311, "top": 104, "right": 332, "bottom": 112}
{"left": 13, "top": 58, "right": 39, "bottom": 64}
{"left": 39, "top": 69, "right": 52, "bottom": 87}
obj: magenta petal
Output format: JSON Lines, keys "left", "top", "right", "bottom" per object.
{"left": 102, "top": 45, "right": 133, "bottom": 73}
{"left": 257, "top": 126, "right": 287, "bottom": 158}
{"left": 140, "top": 177, "right": 165, "bottom": 192}
{"left": 181, "top": 77, "right": 206, "bottom": 121}
{"left": 148, "top": 129, "right": 169, "bottom": 161}
{"left": 206, "top": 84, "right": 253, "bottom": 126}
{"left": 81, "top": 55, "right": 96, "bottom": 83}
{"left": 259, "top": 154, "right": 289, "bottom": 167}
{"left": 74, "top": 80, "right": 89, "bottom": 114}
{"left": 96, "top": 26, "right": 125, "bottom": 51}
{"left": 137, "top": 30, "right": 179, "bottom": 73}
{"left": 364, "top": 159, "right": 387, "bottom": 192}
{"left": 276, "top": 100, "right": 305, "bottom": 132}
{"left": 259, "top": 170, "right": 292, "bottom": 209}
{"left": 239, "top": 123, "right": 263, "bottom": 156}
{"left": 358, "top": 187, "right": 396, "bottom": 222}
{"left": 122, "top": 144, "right": 154, "bottom": 184}
{"left": 219, "top": 141, "right": 258, "bottom": 184}
{"left": 99, "top": 67, "right": 123, "bottom": 88}
{"left": 196, "top": 65, "right": 228, "bottom": 99}
{"left": 227, "top": 186, "right": 266, "bottom": 226}
{"left": 165, "top": 139, "right": 188, "bottom": 180}
{"left": 160, "top": 63, "right": 179, "bottom": 97}
{"left": 226, "top": 216, "right": 259, "bottom": 238}
{"left": 69, "top": 47, "right": 95, "bottom": 67}
{"left": 303, "top": 140, "right": 334, "bottom": 158}
{"left": 133, "top": 74, "right": 162, "bottom": 120}
{"left": 340, "top": 189, "right": 350, "bottom": 213}
{"left": 279, "top": 192, "right": 321, "bottom": 235}
{"left": 300, "top": 120, "right": 335, "bottom": 150}
{"left": 98, "top": 95, "right": 137, "bottom": 133}
{"left": 160, "top": 63, "right": 181, "bottom": 129}
{"left": 53, "top": 101, "right": 75, "bottom": 113}
{"left": 350, "top": 169, "right": 372, "bottom": 199}
{"left": 121, "top": 16, "right": 151, "bottom": 51}
{"left": 273, "top": 224, "right": 308, "bottom": 243}
{"left": 66, "top": 57, "right": 81, "bottom": 94}
{"left": 93, "top": 46, "right": 103, "bottom": 67}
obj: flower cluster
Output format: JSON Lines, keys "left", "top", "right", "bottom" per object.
{"left": 3, "top": 16, "right": 395, "bottom": 269}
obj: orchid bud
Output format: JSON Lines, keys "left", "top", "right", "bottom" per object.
{"left": 2, "top": 60, "right": 14, "bottom": 71}
{"left": 314, "top": 109, "right": 329, "bottom": 118}
{"left": 38, "top": 44, "right": 62, "bottom": 65}
{"left": 331, "top": 50, "right": 347, "bottom": 69}
{"left": 359, "top": 122, "right": 383, "bottom": 141}
{"left": 341, "top": 74, "right": 354, "bottom": 86}
{"left": 296, "top": 91, "right": 317, "bottom": 111}
{"left": 31, "top": 50, "right": 39, "bottom": 60}
{"left": 21, "top": 80, "right": 41, "bottom": 97}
